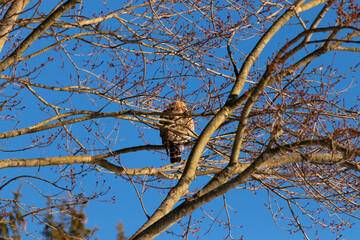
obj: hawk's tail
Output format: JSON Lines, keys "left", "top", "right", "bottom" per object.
{"left": 169, "top": 142, "right": 182, "bottom": 163}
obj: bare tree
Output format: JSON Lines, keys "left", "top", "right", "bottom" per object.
{"left": 0, "top": 0, "right": 359, "bottom": 239}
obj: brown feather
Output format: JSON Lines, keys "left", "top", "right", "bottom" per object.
{"left": 159, "top": 101, "right": 194, "bottom": 163}
{"left": 169, "top": 142, "right": 181, "bottom": 163}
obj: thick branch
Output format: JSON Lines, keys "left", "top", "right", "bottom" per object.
{"left": 0, "top": 0, "right": 81, "bottom": 73}
{"left": 131, "top": 151, "right": 347, "bottom": 239}
{"left": 0, "top": 0, "right": 30, "bottom": 53}
{"left": 227, "top": 0, "right": 307, "bottom": 102}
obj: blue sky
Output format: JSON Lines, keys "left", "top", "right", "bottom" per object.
{"left": 1, "top": 0, "right": 360, "bottom": 239}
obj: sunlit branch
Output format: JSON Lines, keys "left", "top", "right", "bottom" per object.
{"left": 0, "top": 0, "right": 81, "bottom": 73}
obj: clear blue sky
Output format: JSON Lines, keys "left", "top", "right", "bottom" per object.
{"left": 1, "top": 1, "right": 359, "bottom": 239}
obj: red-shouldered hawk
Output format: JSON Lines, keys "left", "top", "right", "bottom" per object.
{"left": 160, "top": 101, "right": 194, "bottom": 163}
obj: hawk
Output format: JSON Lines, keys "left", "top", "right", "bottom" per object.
{"left": 159, "top": 101, "right": 194, "bottom": 163}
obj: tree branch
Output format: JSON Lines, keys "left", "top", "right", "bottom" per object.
{"left": 0, "top": 0, "right": 81, "bottom": 73}
{"left": 0, "top": 0, "right": 30, "bottom": 53}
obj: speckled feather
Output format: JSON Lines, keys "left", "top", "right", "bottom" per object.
{"left": 159, "top": 101, "right": 194, "bottom": 163}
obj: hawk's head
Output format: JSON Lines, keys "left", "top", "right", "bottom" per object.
{"left": 169, "top": 101, "right": 188, "bottom": 113}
